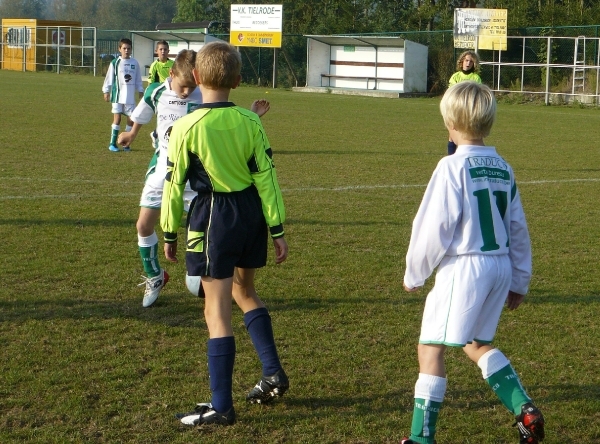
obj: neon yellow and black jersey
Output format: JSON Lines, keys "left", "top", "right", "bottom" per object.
{"left": 448, "top": 71, "right": 482, "bottom": 86}
{"left": 148, "top": 59, "right": 174, "bottom": 84}
{"left": 161, "top": 102, "right": 285, "bottom": 241}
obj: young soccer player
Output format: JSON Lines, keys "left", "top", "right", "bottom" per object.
{"left": 447, "top": 50, "right": 482, "bottom": 155}
{"left": 102, "top": 38, "right": 144, "bottom": 152}
{"left": 148, "top": 40, "right": 173, "bottom": 85}
{"left": 161, "top": 41, "right": 288, "bottom": 426}
{"left": 147, "top": 40, "right": 175, "bottom": 149}
{"left": 400, "top": 82, "right": 545, "bottom": 444}
{"left": 117, "top": 49, "right": 201, "bottom": 307}
{"left": 118, "top": 50, "right": 271, "bottom": 308}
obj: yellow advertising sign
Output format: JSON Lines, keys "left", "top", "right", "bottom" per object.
{"left": 230, "top": 4, "right": 283, "bottom": 48}
{"left": 454, "top": 8, "right": 507, "bottom": 50}
{"left": 231, "top": 31, "right": 282, "bottom": 48}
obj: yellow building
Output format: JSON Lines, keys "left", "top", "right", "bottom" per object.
{"left": 1, "top": 19, "right": 82, "bottom": 71}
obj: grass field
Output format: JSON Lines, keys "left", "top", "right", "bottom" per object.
{"left": 1, "top": 69, "right": 600, "bottom": 443}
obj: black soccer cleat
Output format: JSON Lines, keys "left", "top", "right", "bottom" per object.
{"left": 514, "top": 402, "right": 545, "bottom": 444}
{"left": 246, "top": 368, "right": 289, "bottom": 404}
{"left": 176, "top": 402, "right": 236, "bottom": 426}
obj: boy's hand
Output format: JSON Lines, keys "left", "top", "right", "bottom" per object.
{"left": 251, "top": 99, "right": 270, "bottom": 118}
{"left": 164, "top": 241, "right": 178, "bottom": 263}
{"left": 506, "top": 291, "right": 525, "bottom": 310}
{"left": 103, "top": 93, "right": 109, "bottom": 102}
{"left": 403, "top": 283, "right": 421, "bottom": 292}
{"left": 118, "top": 132, "right": 135, "bottom": 148}
{"left": 272, "top": 237, "right": 288, "bottom": 264}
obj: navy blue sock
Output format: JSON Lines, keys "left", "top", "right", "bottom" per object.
{"left": 244, "top": 307, "right": 282, "bottom": 376}
{"left": 447, "top": 141, "right": 457, "bottom": 155}
{"left": 207, "top": 336, "right": 236, "bottom": 413}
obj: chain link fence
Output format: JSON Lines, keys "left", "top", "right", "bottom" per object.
{"left": 5, "top": 24, "right": 600, "bottom": 102}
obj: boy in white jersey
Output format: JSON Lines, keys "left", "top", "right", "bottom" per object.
{"left": 102, "top": 38, "right": 144, "bottom": 152}
{"left": 118, "top": 49, "right": 271, "bottom": 308}
{"left": 400, "top": 82, "right": 545, "bottom": 444}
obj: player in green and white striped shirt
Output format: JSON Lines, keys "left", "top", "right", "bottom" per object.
{"left": 101, "top": 38, "right": 143, "bottom": 152}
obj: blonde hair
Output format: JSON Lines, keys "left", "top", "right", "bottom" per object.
{"left": 440, "top": 81, "right": 496, "bottom": 139}
{"left": 456, "top": 50, "right": 480, "bottom": 72}
{"left": 171, "top": 49, "right": 196, "bottom": 85}
{"left": 196, "top": 41, "right": 241, "bottom": 89}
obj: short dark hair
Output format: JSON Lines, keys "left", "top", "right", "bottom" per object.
{"left": 155, "top": 40, "right": 169, "bottom": 49}
{"left": 171, "top": 49, "right": 197, "bottom": 85}
{"left": 118, "top": 38, "right": 132, "bottom": 48}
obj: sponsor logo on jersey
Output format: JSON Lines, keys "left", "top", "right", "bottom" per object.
{"left": 467, "top": 156, "right": 510, "bottom": 183}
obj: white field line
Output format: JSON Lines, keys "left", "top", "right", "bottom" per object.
{"left": 1, "top": 177, "right": 599, "bottom": 200}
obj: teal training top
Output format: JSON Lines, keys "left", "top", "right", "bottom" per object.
{"left": 448, "top": 71, "right": 482, "bottom": 86}
{"left": 161, "top": 102, "right": 285, "bottom": 242}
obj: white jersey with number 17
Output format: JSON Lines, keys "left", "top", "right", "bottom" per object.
{"left": 404, "top": 145, "right": 532, "bottom": 295}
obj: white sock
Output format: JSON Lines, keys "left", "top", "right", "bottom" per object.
{"left": 477, "top": 349, "right": 510, "bottom": 379}
{"left": 138, "top": 232, "right": 159, "bottom": 247}
{"left": 415, "top": 373, "right": 447, "bottom": 402}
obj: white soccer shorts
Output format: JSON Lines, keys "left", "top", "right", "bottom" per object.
{"left": 111, "top": 103, "right": 136, "bottom": 117}
{"left": 419, "top": 254, "right": 512, "bottom": 347}
{"left": 140, "top": 150, "right": 195, "bottom": 211}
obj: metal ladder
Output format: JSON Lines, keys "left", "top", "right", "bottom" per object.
{"left": 572, "top": 36, "right": 586, "bottom": 95}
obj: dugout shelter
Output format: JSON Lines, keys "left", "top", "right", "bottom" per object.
{"left": 131, "top": 21, "right": 225, "bottom": 78}
{"left": 304, "top": 35, "right": 428, "bottom": 93}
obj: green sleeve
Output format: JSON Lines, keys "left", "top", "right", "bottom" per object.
{"left": 160, "top": 120, "right": 189, "bottom": 242}
{"left": 250, "top": 126, "right": 286, "bottom": 238}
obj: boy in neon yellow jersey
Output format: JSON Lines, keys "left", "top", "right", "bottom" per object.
{"left": 447, "top": 50, "right": 482, "bottom": 155}
{"left": 161, "top": 41, "right": 288, "bottom": 426}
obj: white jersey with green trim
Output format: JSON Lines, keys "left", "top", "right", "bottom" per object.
{"left": 404, "top": 144, "right": 531, "bottom": 295}
{"left": 130, "top": 78, "right": 202, "bottom": 152}
{"left": 102, "top": 57, "right": 144, "bottom": 105}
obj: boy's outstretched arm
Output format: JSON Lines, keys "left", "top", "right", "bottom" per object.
{"left": 251, "top": 99, "right": 270, "bottom": 118}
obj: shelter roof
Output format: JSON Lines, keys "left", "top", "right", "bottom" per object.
{"left": 304, "top": 35, "right": 406, "bottom": 48}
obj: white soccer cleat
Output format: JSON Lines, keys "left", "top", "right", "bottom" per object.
{"left": 139, "top": 269, "right": 169, "bottom": 307}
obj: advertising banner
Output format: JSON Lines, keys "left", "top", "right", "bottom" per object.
{"left": 230, "top": 4, "right": 283, "bottom": 48}
{"left": 454, "top": 8, "right": 507, "bottom": 50}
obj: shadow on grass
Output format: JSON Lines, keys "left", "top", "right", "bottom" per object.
{"left": 444, "top": 382, "right": 600, "bottom": 409}
{"left": 0, "top": 296, "right": 205, "bottom": 328}
{"left": 524, "top": 292, "right": 600, "bottom": 304}
{"left": 0, "top": 293, "right": 421, "bottom": 325}
{"left": 278, "top": 150, "right": 441, "bottom": 157}
{"left": 285, "top": 218, "right": 403, "bottom": 226}
{"left": 0, "top": 218, "right": 137, "bottom": 227}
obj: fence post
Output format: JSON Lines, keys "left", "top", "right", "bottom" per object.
{"left": 545, "top": 36, "right": 551, "bottom": 105}
{"left": 57, "top": 29, "right": 61, "bottom": 74}
{"left": 272, "top": 48, "right": 278, "bottom": 88}
{"left": 22, "top": 27, "right": 27, "bottom": 72}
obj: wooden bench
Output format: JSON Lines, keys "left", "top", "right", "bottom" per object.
{"left": 321, "top": 73, "right": 403, "bottom": 89}
{"left": 321, "top": 60, "right": 404, "bottom": 89}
